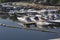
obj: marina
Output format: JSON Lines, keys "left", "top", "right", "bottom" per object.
{"left": 0, "top": 14, "right": 60, "bottom": 40}
{"left": 0, "top": 4, "right": 60, "bottom": 27}
{"left": 0, "top": 2, "right": 60, "bottom": 40}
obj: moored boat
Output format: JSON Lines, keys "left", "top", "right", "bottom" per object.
{"left": 17, "top": 15, "right": 51, "bottom": 26}
{"left": 39, "top": 9, "right": 60, "bottom": 26}
{"left": 30, "top": 15, "right": 51, "bottom": 26}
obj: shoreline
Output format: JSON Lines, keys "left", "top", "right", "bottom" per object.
{"left": 12, "top": 2, "right": 60, "bottom": 10}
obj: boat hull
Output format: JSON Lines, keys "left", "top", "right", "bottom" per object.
{"left": 48, "top": 20, "right": 60, "bottom": 26}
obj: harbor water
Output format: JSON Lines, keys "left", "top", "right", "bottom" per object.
{"left": 0, "top": 14, "right": 60, "bottom": 40}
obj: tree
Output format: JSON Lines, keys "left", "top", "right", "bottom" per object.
{"left": 50, "top": 0, "right": 59, "bottom": 4}
{"left": 0, "top": 0, "right": 6, "bottom": 3}
{"left": 58, "top": 0, "right": 60, "bottom": 3}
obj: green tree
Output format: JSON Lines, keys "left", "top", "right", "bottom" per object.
{"left": 0, "top": 0, "right": 6, "bottom": 3}
{"left": 58, "top": 0, "right": 60, "bottom": 3}
{"left": 50, "top": 0, "right": 59, "bottom": 4}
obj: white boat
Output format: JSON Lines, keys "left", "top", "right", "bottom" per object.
{"left": 17, "top": 16, "right": 33, "bottom": 23}
{"left": 48, "top": 19, "right": 60, "bottom": 25}
{"left": 17, "top": 15, "right": 51, "bottom": 26}
{"left": 8, "top": 10, "right": 15, "bottom": 16}
{"left": 37, "top": 9, "right": 58, "bottom": 14}
{"left": 17, "top": 9, "right": 59, "bottom": 26}
{"left": 30, "top": 15, "right": 51, "bottom": 25}
{"left": 38, "top": 9, "right": 60, "bottom": 25}
{"left": 30, "top": 15, "right": 42, "bottom": 22}
{"left": 17, "top": 17, "right": 50, "bottom": 26}
{"left": 27, "top": 9, "right": 37, "bottom": 13}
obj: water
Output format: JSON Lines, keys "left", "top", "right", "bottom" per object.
{"left": 0, "top": 14, "right": 60, "bottom": 40}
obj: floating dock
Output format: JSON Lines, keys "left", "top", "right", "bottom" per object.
{"left": 21, "top": 21, "right": 37, "bottom": 28}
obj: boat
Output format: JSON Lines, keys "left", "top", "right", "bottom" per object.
{"left": 30, "top": 15, "right": 51, "bottom": 26}
{"left": 27, "top": 9, "right": 37, "bottom": 13}
{"left": 17, "top": 9, "right": 60, "bottom": 26}
{"left": 17, "top": 16, "right": 35, "bottom": 23}
{"left": 8, "top": 10, "right": 15, "bottom": 16}
{"left": 38, "top": 9, "right": 60, "bottom": 26}
{"left": 15, "top": 9, "right": 38, "bottom": 16}
{"left": 48, "top": 18, "right": 60, "bottom": 26}
{"left": 15, "top": 9, "right": 28, "bottom": 16}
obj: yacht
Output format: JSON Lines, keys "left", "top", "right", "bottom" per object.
{"left": 30, "top": 15, "right": 51, "bottom": 26}
{"left": 17, "top": 16, "right": 50, "bottom": 26}
{"left": 17, "top": 16, "right": 33, "bottom": 23}
{"left": 17, "top": 9, "right": 59, "bottom": 26}
{"left": 17, "top": 15, "right": 51, "bottom": 26}
{"left": 48, "top": 16, "right": 60, "bottom": 25}
{"left": 38, "top": 9, "right": 60, "bottom": 25}
{"left": 15, "top": 9, "right": 38, "bottom": 16}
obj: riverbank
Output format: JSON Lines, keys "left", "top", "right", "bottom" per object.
{"left": 12, "top": 2, "right": 60, "bottom": 10}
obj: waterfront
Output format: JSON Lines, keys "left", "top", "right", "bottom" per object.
{"left": 0, "top": 14, "right": 60, "bottom": 40}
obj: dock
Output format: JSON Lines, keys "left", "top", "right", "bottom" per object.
{"left": 21, "top": 21, "right": 37, "bottom": 28}
{"left": 19, "top": 20, "right": 51, "bottom": 28}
